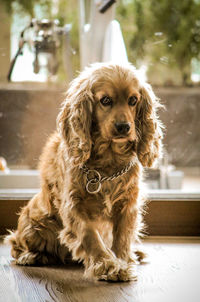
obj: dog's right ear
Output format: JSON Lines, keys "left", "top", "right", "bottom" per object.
{"left": 57, "top": 75, "right": 94, "bottom": 167}
{"left": 135, "top": 82, "right": 164, "bottom": 167}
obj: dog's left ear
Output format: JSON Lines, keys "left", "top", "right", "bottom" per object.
{"left": 57, "top": 76, "right": 94, "bottom": 166}
{"left": 136, "top": 82, "right": 164, "bottom": 167}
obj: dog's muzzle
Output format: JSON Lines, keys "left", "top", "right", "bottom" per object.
{"left": 114, "top": 122, "right": 131, "bottom": 135}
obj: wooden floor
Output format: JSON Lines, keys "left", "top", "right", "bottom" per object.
{"left": 0, "top": 237, "right": 200, "bottom": 302}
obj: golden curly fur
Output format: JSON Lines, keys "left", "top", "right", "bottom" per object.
{"left": 5, "top": 63, "right": 163, "bottom": 282}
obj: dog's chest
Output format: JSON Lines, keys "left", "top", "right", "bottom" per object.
{"left": 103, "top": 194, "right": 112, "bottom": 216}
{"left": 82, "top": 169, "right": 133, "bottom": 219}
{"left": 100, "top": 179, "right": 124, "bottom": 217}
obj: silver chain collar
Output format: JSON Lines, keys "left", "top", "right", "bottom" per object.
{"left": 81, "top": 159, "right": 136, "bottom": 194}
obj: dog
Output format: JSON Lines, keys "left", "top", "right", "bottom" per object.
{"left": 5, "top": 62, "right": 163, "bottom": 281}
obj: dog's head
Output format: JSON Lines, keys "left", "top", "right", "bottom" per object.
{"left": 57, "top": 63, "right": 163, "bottom": 167}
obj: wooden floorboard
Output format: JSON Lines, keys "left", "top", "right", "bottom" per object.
{"left": 0, "top": 237, "right": 200, "bottom": 302}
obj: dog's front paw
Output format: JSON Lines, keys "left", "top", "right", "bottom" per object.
{"left": 93, "top": 258, "right": 120, "bottom": 281}
{"left": 86, "top": 258, "right": 137, "bottom": 282}
{"left": 119, "top": 262, "right": 138, "bottom": 282}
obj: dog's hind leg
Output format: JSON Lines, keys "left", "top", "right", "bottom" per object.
{"left": 5, "top": 193, "right": 70, "bottom": 265}
{"left": 5, "top": 222, "right": 69, "bottom": 266}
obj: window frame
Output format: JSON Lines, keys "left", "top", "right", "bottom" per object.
{"left": 0, "top": 191, "right": 200, "bottom": 236}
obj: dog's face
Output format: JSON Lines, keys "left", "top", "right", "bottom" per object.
{"left": 93, "top": 75, "right": 141, "bottom": 143}
{"left": 58, "top": 63, "right": 163, "bottom": 167}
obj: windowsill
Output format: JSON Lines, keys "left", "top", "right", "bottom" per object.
{"left": 0, "top": 189, "right": 199, "bottom": 236}
{"left": 0, "top": 188, "right": 200, "bottom": 201}
{"left": 148, "top": 189, "right": 200, "bottom": 200}
{"left": 0, "top": 189, "right": 39, "bottom": 200}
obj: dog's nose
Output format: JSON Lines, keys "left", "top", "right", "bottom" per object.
{"left": 115, "top": 122, "right": 130, "bottom": 135}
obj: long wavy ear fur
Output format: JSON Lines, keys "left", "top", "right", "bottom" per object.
{"left": 57, "top": 74, "right": 94, "bottom": 166}
{"left": 136, "top": 82, "right": 164, "bottom": 167}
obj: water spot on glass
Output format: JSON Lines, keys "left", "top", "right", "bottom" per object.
{"left": 71, "top": 48, "right": 76, "bottom": 55}
{"left": 195, "top": 19, "right": 200, "bottom": 27}
{"left": 160, "top": 56, "right": 169, "bottom": 65}
{"left": 154, "top": 32, "right": 163, "bottom": 36}
{"left": 17, "top": 133, "right": 25, "bottom": 138}
{"left": 194, "top": 35, "right": 200, "bottom": 42}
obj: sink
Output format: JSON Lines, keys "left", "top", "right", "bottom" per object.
{"left": 0, "top": 170, "right": 40, "bottom": 189}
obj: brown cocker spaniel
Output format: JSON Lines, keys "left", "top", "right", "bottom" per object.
{"left": 5, "top": 63, "right": 163, "bottom": 281}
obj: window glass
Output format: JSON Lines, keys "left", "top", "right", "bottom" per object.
{"left": 116, "top": 0, "right": 200, "bottom": 192}
{"left": 0, "top": 0, "right": 199, "bottom": 193}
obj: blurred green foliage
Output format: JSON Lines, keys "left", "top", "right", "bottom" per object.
{"left": 1, "top": 0, "right": 200, "bottom": 84}
{"left": 53, "top": 0, "right": 80, "bottom": 80}
{"left": 0, "top": 0, "right": 52, "bottom": 17}
{"left": 116, "top": 0, "right": 200, "bottom": 85}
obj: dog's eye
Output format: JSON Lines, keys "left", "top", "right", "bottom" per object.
{"left": 128, "top": 96, "right": 138, "bottom": 107}
{"left": 100, "top": 96, "right": 113, "bottom": 106}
